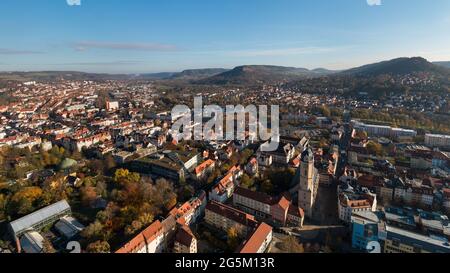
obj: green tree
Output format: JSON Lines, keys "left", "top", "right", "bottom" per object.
{"left": 240, "top": 174, "right": 253, "bottom": 189}
{"left": 113, "top": 169, "right": 140, "bottom": 185}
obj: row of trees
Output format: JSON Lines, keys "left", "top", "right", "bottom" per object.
{"left": 81, "top": 169, "right": 178, "bottom": 252}
{"left": 1, "top": 173, "right": 74, "bottom": 221}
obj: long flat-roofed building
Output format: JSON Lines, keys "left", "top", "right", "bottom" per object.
{"left": 425, "top": 133, "right": 450, "bottom": 148}
{"left": 384, "top": 225, "right": 450, "bottom": 253}
{"left": 8, "top": 200, "right": 71, "bottom": 238}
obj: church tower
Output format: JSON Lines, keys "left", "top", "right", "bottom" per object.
{"left": 298, "top": 147, "right": 318, "bottom": 219}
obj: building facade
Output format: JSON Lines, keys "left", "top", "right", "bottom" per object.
{"left": 297, "top": 148, "right": 319, "bottom": 219}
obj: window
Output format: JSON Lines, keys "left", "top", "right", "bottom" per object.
{"left": 413, "top": 245, "right": 422, "bottom": 253}
{"left": 392, "top": 239, "right": 400, "bottom": 247}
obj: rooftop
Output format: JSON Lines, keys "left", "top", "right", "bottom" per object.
{"left": 9, "top": 200, "right": 71, "bottom": 236}
{"left": 237, "top": 222, "right": 273, "bottom": 253}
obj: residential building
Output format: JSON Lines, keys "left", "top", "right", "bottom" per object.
{"left": 209, "top": 166, "right": 242, "bottom": 203}
{"left": 205, "top": 201, "right": 257, "bottom": 237}
{"left": 237, "top": 222, "right": 273, "bottom": 253}
{"left": 233, "top": 187, "right": 304, "bottom": 227}
{"left": 174, "top": 225, "right": 197, "bottom": 254}
{"left": 425, "top": 134, "right": 450, "bottom": 148}
{"left": 338, "top": 183, "right": 377, "bottom": 224}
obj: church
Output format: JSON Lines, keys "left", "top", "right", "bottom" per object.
{"left": 297, "top": 147, "right": 320, "bottom": 219}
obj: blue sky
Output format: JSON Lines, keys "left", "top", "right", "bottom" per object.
{"left": 0, "top": 0, "right": 449, "bottom": 73}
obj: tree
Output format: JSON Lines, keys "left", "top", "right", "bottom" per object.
{"left": 95, "top": 180, "right": 107, "bottom": 198}
{"left": 279, "top": 236, "right": 304, "bottom": 253}
{"left": 0, "top": 194, "right": 7, "bottom": 220}
{"left": 82, "top": 220, "right": 105, "bottom": 242}
{"left": 239, "top": 149, "right": 254, "bottom": 165}
{"left": 8, "top": 187, "right": 43, "bottom": 216}
{"left": 227, "top": 227, "right": 240, "bottom": 251}
{"left": 86, "top": 241, "right": 110, "bottom": 253}
{"left": 355, "top": 131, "right": 368, "bottom": 140}
{"left": 80, "top": 186, "right": 97, "bottom": 207}
{"left": 261, "top": 180, "right": 273, "bottom": 194}
{"left": 113, "top": 169, "right": 140, "bottom": 185}
{"left": 125, "top": 220, "right": 143, "bottom": 236}
{"left": 138, "top": 213, "right": 154, "bottom": 226}
{"left": 103, "top": 154, "right": 116, "bottom": 172}
{"left": 366, "top": 142, "right": 384, "bottom": 156}
{"left": 240, "top": 174, "right": 253, "bottom": 189}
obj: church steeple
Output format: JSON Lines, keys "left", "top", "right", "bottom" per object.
{"left": 297, "top": 146, "right": 319, "bottom": 219}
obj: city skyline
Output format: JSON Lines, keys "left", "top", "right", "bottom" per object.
{"left": 0, "top": 0, "right": 449, "bottom": 73}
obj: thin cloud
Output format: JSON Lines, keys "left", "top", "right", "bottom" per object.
{"left": 367, "top": 0, "right": 382, "bottom": 6}
{"left": 74, "top": 41, "right": 179, "bottom": 52}
{"left": 0, "top": 48, "right": 44, "bottom": 55}
{"left": 57, "top": 60, "right": 143, "bottom": 66}
{"left": 223, "top": 47, "right": 343, "bottom": 57}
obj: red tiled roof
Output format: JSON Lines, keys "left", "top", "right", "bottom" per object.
{"left": 287, "top": 204, "right": 304, "bottom": 218}
{"left": 175, "top": 225, "right": 196, "bottom": 247}
{"left": 194, "top": 159, "right": 215, "bottom": 175}
{"left": 234, "top": 187, "right": 273, "bottom": 204}
{"left": 115, "top": 220, "right": 163, "bottom": 253}
{"left": 237, "top": 222, "right": 272, "bottom": 253}
{"left": 206, "top": 201, "right": 256, "bottom": 227}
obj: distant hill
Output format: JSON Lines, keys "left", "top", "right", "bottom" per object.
{"left": 0, "top": 69, "right": 230, "bottom": 82}
{"left": 170, "top": 68, "right": 229, "bottom": 80}
{"left": 341, "top": 57, "right": 450, "bottom": 77}
{"left": 434, "top": 61, "right": 450, "bottom": 69}
{"left": 133, "top": 72, "right": 176, "bottom": 80}
{"left": 196, "top": 65, "right": 334, "bottom": 85}
{"left": 0, "top": 71, "right": 132, "bottom": 82}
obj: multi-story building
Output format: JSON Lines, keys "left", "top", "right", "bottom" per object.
{"left": 209, "top": 166, "right": 242, "bottom": 203}
{"left": 384, "top": 225, "right": 450, "bottom": 253}
{"left": 297, "top": 148, "right": 320, "bottom": 219}
{"left": 237, "top": 222, "right": 273, "bottom": 253}
{"left": 352, "top": 120, "right": 417, "bottom": 139}
{"left": 257, "top": 140, "right": 295, "bottom": 166}
{"left": 351, "top": 211, "right": 386, "bottom": 252}
{"left": 338, "top": 183, "right": 377, "bottom": 224}
{"left": 351, "top": 208, "right": 450, "bottom": 253}
{"left": 205, "top": 201, "right": 258, "bottom": 237}
{"left": 116, "top": 215, "right": 177, "bottom": 253}
{"left": 233, "top": 187, "right": 304, "bottom": 227}
{"left": 174, "top": 225, "right": 197, "bottom": 254}
{"left": 425, "top": 134, "right": 450, "bottom": 148}
{"left": 129, "top": 150, "right": 200, "bottom": 182}
{"left": 194, "top": 159, "right": 216, "bottom": 180}
{"left": 168, "top": 191, "right": 207, "bottom": 226}
{"left": 106, "top": 101, "right": 119, "bottom": 112}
